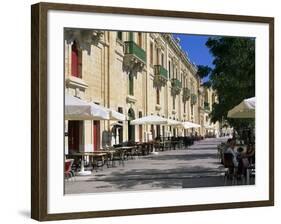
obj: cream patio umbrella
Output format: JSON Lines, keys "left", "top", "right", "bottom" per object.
{"left": 166, "top": 119, "right": 182, "bottom": 126}
{"left": 204, "top": 124, "right": 214, "bottom": 129}
{"left": 227, "top": 97, "right": 255, "bottom": 118}
{"left": 130, "top": 115, "right": 170, "bottom": 155}
{"left": 181, "top": 121, "right": 201, "bottom": 129}
{"left": 65, "top": 94, "right": 110, "bottom": 120}
{"left": 130, "top": 115, "right": 169, "bottom": 125}
{"left": 92, "top": 104, "right": 126, "bottom": 121}
{"left": 110, "top": 109, "right": 126, "bottom": 121}
{"left": 65, "top": 94, "right": 110, "bottom": 176}
{"left": 165, "top": 119, "right": 183, "bottom": 137}
{"left": 181, "top": 122, "right": 201, "bottom": 136}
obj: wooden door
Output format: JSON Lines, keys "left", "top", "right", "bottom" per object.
{"left": 68, "top": 121, "right": 80, "bottom": 153}
{"left": 93, "top": 121, "right": 100, "bottom": 151}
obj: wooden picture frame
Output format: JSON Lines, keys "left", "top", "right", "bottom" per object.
{"left": 31, "top": 2, "right": 274, "bottom": 221}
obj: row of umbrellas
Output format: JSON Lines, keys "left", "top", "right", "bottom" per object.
{"left": 65, "top": 94, "right": 201, "bottom": 129}
{"left": 66, "top": 94, "right": 255, "bottom": 126}
{"left": 130, "top": 115, "right": 200, "bottom": 129}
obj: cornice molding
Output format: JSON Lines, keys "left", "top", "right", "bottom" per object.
{"left": 162, "top": 34, "right": 198, "bottom": 76}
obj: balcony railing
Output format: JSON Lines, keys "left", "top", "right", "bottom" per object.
{"left": 171, "top": 78, "right": 182, "bottom": 88}
{"left": 124, "top": 41, "right": 146, "bottom": 63}
{"left": 182, "top": 87, "right": 191, "bottom": 102}
{"left": 171, "top": 78, "right": 182, "bottom": 95}
{"left": 191, "top": 94, "right": 197, "bottom": 105}
{"left": 123, "top": 41, "right": 146, "bottom": 74}
{"left": 154, "top": 65, "right": 168, "bottom": 79}
{"left": 154, "top": 65, "right": 168, "bottom": 87}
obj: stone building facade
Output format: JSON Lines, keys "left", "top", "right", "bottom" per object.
{"left": 198, "top": 86, "right": 220, "bottom": 137}
{"left": 64, "top": 29, "right": 218, "bottom": 152}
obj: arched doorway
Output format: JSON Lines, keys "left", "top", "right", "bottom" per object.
{"left": 111, "top": 124, "right": 123, "bottom": 145}
{"left": 127, "top": 108, "right": 135, "bottom": 142}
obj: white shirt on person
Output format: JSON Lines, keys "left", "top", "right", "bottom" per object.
{"left": 224, "top": 147, "right": 239, "bottom": 167}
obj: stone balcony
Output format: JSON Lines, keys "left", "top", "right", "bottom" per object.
{"left": 123, "top": 41, "right": 146, "bottom": 74}
{"left": 191, "top": 93, "right": 197, "bottom": 105}
{"left": 182, "top": 87, "right": 191, "bottom": 102}
{"left": 64, "top": 29, "right": 104, "bottom": 53}
{"left": 154, "top": 65, "right": 168, "bottom": 88}
{"left": 171, "top": 78, "right": 182, "bottom": 95}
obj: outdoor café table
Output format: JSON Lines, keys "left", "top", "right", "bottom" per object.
{"left": 143, "top": 141, "right": 159, "bottom": 155}
{"left": 87, "top": 152, "right": 108, "bottom": 171}
{"left": 154, "top": 141, "right": 164, "bottom": 151}
{"left": 137, "top": 143, "right": 149, "bottom": 155}
{"left": 70, "top": 152, "right": 93, "bottom": 176}
{"left": 159, "top": 141, "right": 169, "bottom": 151}
{"left": 114, "top": 146, "right": 137, "bottom": 159}
{"left": 166, "top": 140, "right": 172, "bottom": 150}
{"left": 95, "top": 150, "right": 116, "bottom": 167}
{"left": 141, "top": 142, "right": 154, "bottom": 154}
{"left": 162, "top": 140, "right": 171, "bottom": 150}
{"left": 170, "top": 140, "right": 179, "bottom": 150}
{"left": 70, "top": 152, "right": 107, "bottom": 175}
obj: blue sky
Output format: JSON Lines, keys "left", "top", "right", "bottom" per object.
{"left": 173, "top": 34, "right": 214, "bottom": 81}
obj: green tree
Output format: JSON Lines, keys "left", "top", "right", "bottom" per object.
{"left": 204, "top": 37, "right": 255, "bottom": 128}
{"left": 196, "top": 65, "right": 212, "bottom": 79}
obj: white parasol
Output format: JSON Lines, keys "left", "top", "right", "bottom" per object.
{"left": 227, "top": 97, "right": 255, "bottom": 118}
{"left": 65, "top": 94, "right": 109, "bottom": 120}
{"left": 130, "top": 115, "right": 169, "bottom": 125}
{"left": 181, "top": 121, "right": 201, "bottom": 129}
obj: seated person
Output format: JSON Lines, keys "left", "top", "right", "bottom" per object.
{"left": 236, "top": 147, "right": 247, "bottom": 176}
{"left": 223, "top": 138, "right": 232, "bottom": 153}
{"left": 243, "top": 144, "right": 255, "bottom": 164}
{"left": 224, "top": 139, "right": 239, "bottom": 168}
{"left": 236, "top": 147, "right": 244, "bottom": 157}
{"left": 237, "top": 145, "right": 255, "bottom": 177}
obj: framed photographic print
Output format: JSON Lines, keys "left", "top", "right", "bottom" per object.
{"left": 31, "top": 2, "right": 274, "bottom": 221}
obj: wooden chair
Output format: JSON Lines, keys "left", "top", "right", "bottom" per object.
{"left": 223, "top": 153, "right": 237, "bottom": 185}
{"left": 91, "top": 154, "right": 106, "bottom": 172}
{"left": 64, "top": 159, "right": 74, "bottom": 180}
{"left": 112, "top": 149, "right": 125, "bottom": 167}
{"left": 132, "top": 145, "right": 142, "bottom": 159}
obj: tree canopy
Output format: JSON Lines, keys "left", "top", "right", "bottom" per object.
{"left": 196, "top": 65, "right": 212, "bottom": 79}
{"left": 202, "top": 37, "right": 255, "bottom": 128}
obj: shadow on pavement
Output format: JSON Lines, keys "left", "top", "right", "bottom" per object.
{"left": 146, "top": 153, "right": 217, "bottom": 161}
{"left": 83, "top": 166, "right": 227, "bottom": 190}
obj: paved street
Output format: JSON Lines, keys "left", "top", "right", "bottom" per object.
{"left": 65, "top": 137, "right": 252, "bottom": 194}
